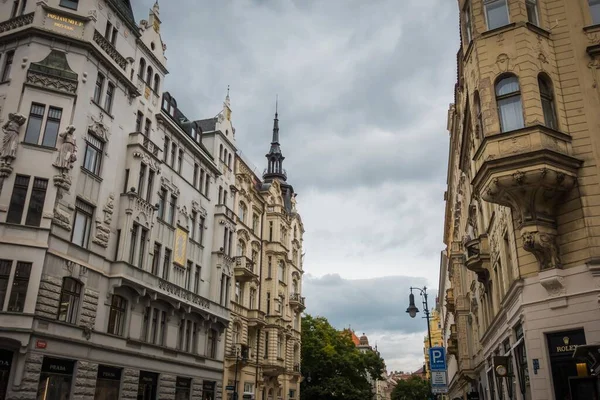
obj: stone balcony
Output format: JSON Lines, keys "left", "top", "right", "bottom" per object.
{"left": 263, "top": 358, "right": 286, "bottom": 376}
{"left": 473, "top": 125, "right": 582, "bottom": 270}
{"left": 289, "top": 293, "right": 306, "bottom": 312}
{"left": 464, "top": 234, "right": 491, "bottom": 284}
{"left": 128, "top": 131, "right": 162, "bottom": 160}
{"left": 215, "top": 204, "right": 236, "bottom": 223}
{"left": 247, "top": 309, "right": 266, "bottom": 328}
{"left": 445, "top": 288, "right": 455, "bottom": 313}
{"left": 234, "top": 256, "right": 258, "bottom": 283}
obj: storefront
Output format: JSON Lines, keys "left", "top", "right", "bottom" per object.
{"left": 0, "top": 349, "right": 13, "bottom": 400}
{"left": 36, "top": 356, "right": 75, "bottom": 400}
{"left": 175, "top": 376, "right": 191, "bottom": 400}
{"left": 137, "top": 371, "right": 159, "bottom": 400}
{"left": 203, "top": 381, "right": 216, "bottom": 400}
{"left": 94, "top": 364, "right": 122, "bottom": 400}
{"left": 546, "top": 329, "right": 588, "bottom": 400}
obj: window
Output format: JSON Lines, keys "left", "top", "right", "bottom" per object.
{"left": 151, "top": 243, "right": 161, "bottom": 275}
{"left": 107, "top": 295, "right": 127, "bottom": 336}
{"left": 204, "top": 174, "right": 210, "bottom": 196}
{"left": 6, "top": 261, "right": 31, "bottom": 312}
{"left": 41, "top": 107, "right": 62, "bottom": 147}
{"left": 163, "top": 137, "right": 170, "bottom": 163}
{"left": 186, "top": 261, "right": 193, "bottom": 290}
{"left": 239, "top": 202, "right": 247, "bottom": 223}
{"left": 138, "top": 58, "right": 146, "bottom": 78}
{"left": 83, "top": 135, "right": 104, "bottom": 176}
{"left": 95, "top": 365, "right": 122, "bottom": 400}
{"left": 266, "top": 292, "right": 271, "bottom": 314}
{"left": 193, "top": 163, "right": 199, "bottom": 189}
{"left": 170, "top": 144, "right": 177, "bottom": 168}
{"left": 1, "top": 50, "right": 14, "bottom": 82}
{"left": 153, "top": 74, "right": 160, "bottom": 93}
{"left": 484, "top": 0, "right": 509, "bottom": 30}
{"left": 168, "top": 195, "right": 176, "bottom": 225}
{"left": 146, "top": 170, "right": 154, "bottom": 203}
{"left": 138, "top": 164, "right": 147, "bottom": 199}
{"left": 277, "top": 334, "right": 283, "bottom": 358}
{"left": 194, "top": 265, "right": 201, "bottom": 293}
{"left": 526, "top": 0, "right": 539, "bottom": 25}
{"left": 59, "top": 0, "right": 78, "bottom": 10}
{"left": 23, "top": 103, "right": 45, "bottom": 145}
{"left": 93, "top": 73, "right": 105, "bottom": 104}
{"left": 591, "top": 0, "right": 600, "bottom": 25}
{"left": 249, "top": 288, "right": 256, "bottom": 309}
{"left": 146, "top": 66, "right": 153, "bottom": 85}
{"left": 207, "top": 329, "right": 217, "bottom": 358}
{"left": 0, "top": 260, "right": 10, "bottom": 310}
{"left": 37, "top": 357, "right": 75, "bottom": 400}
{"left": 232, "top": 322, "right": 240, "bottom": 345}
{"left": 104, "top": 82, "right": 115, "bottom": 113}
{"left": 135, "top": 111, "right": 143, "bottom": 132}
{"left": 475, "top": 92, "right": 484, "bottom": 136}
{"left": 144, "top": 118, "right": 151, "bottom": 137}
{"left": 264, "top": 332, "right": 269, "bottom": 357}
{"left": 219, "top": 144, "right": 223, "bottom": 160}
{"left": 190, "top": 211, "right": 197, "bottom": 241}
{"left": 278, "top": 261, "right": 285, "bottom": 283}
{"left": 57, "top": 278, "right": 81, "bottom": 324}
{"left": 175, "top": 377, "right": 191, "bottom": 400}
{"left": 25, "top": 177, "right": 47, "bottom": 227}
{"left": 252, "top": 214, "right": 259, "bottom": 233}
{"left": 268, "top": 256, "right": 272, "bottom": 278}
{"left": 143, "top": 307, "right": 166, "bottom": 346}
{"left": 539, "top": 74, "right": 558, "bottom": 130}
{"left": 6, "top": 175, "right": 29, "bottom": 224}
{"left": 157, "top": 189, "right": 166, "bottom": 219}
{"left": 199, "top": 216, "right": 205, "bottom": 245}
{"left": 137, "top": 371, "right": 158, "bottom": 400}
{"left": 269, "top": 221, "right": 273, "bottom": 241}
{"left": 199, "top": 169, "right": 205, "bottom": 194}
{"left": 104, "top": 21, "right": 112, "bottom": 40}
{"left": 235, "top": 281, "right": 241, "bottom": 303}
{"left": 72, "top": 199, "right": 94, "bottom": 248}
{"left": 495, "top": 75, "right": 524, "bottom": 132}
{"left": 178, "top": 149, "right": 183, "bottom": 173}
{"left": 218, "top": 186, "right": 223, "bottom": 204}
{"left": 162, "top": 249, "right": 171, "bottom": 280}
{"left": 138, "top": 226, "right": 148, "bottom": 268}
{"left": 463, "top": 2, "right": 473, "bottom": 43}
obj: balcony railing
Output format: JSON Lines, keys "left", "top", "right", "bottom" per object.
{"left": 93, "top": 29, "right": 127, "bottom": 70}
{"left": 0, "top": 12, "right": 34, "bottom": 34}
{"left": 289, "top": 293, "right": 306, "bottom": 311}
{"left": 234, "top": 256, "right": 258, "bottom": 283}
{"left": 215, "top": 204, "right": 236, "bottom": 221}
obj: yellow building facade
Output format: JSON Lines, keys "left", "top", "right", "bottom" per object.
{"left": 441, "top": 1, "right": 600, "bottom": 399}
{"left": 423, "top": 309, "right": 443, "bottom": 380}
{"left": 222, "top": 112, "right": 305, "bottom": 400}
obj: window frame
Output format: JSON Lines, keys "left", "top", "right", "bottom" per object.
{"left": 23, "top": 103, "right": 46, "bottom": 146}
{"left": 57, "top": 277, "right": 82, "bottom": 324}
{"left": 526, "top": 0, "right": 539, "bottom": 26}
{"left": 82, "top": 134, "right": 104, "bottom": 176}
{"left": 591, "top": 0, "right": 600, "bottom": 25}
{"left": 1, "top": 50, "right": 14, "bottom": 82}
{"left": 93, "top": 73, "right": 105, "bottom": 105}
{"left": 71, "top": 198, "right": 94, "bottom": 248}
{"left": 107, "top": 294, "right": 127, "bottom": 336}
{"left": 495, "top": 74, "right": 524, "bottom": 133}
{"left": 538, "top": 74, "right": 558, "bottom": 130}
{"left": 24, "top": 177, "right": 48, "bottom": 227}
{"left": 6, "top": 175, "right": 30, "bottom": 225}
{"left": 59, "top": 0, "right": 78, "bottom": 10}
{"left": 104, "top": 82, "right": 115, "bottom": 113}
{"left": 484, "top": 0, "right": 510, "bottom": 31}
{"left": 40, "top": 106, "right": 63, "bottom": 148}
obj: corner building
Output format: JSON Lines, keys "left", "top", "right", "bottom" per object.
{"left": 442, "top": 0, "right": 600, "bottom": 399}
{"left": 222, "top": 110, "right": 305, "bottom": 400}
{"left": 0, "top": 1, "right": 260, "bottom": 399}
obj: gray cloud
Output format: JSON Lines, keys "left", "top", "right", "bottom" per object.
{"left": 132, "top": 0, "right": 457, "bottom": 370}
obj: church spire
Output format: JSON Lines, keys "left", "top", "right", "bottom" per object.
{"left": 263, "top": 96, "right": 286, "bottom": 182}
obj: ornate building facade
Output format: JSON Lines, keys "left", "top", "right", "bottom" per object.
{"left": 222, "top": 110, "right": 305, "bottom": 400}
{"left": 0, "top": 1, "right": 304, "bottom": 399}
{"left": 423, "top": 308, "right": 443, "bottom": 380}
{"left": 441, "top": 0, "right": 600, "bottom": 399}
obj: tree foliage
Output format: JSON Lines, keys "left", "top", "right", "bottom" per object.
{"left": 301, "top": 314, "right": 385, "bottom": 400}
{"left": 390, "top": 376, "right": 431, "bottom": 400}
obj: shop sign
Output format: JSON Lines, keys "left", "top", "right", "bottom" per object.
{"left": 43, "top": 11, "right": 85, "bottom": 38}
{"left": 547, "top": 329, "right": 586, "bottom": 356}
{"left": 138, "top": 371, "right": 158, "bottom": 386}
{"left": 0, "top": 350, "right": 13, "bottom": 371}
{"left": 158, "top": 279, "right": 210, "bottom": 309}
{"left": 35, "top": 340, "right": 47, "bottom": 349}
{"left": 203, "top": 381, "right": 215, "bottom": 391}
{"left": 176, "top": 377, "right": 191, "bottom": 388}
{"left": 97, "top": 365, "right": 122, "bottom": 381}
{"left": 41, "top": 357, "right": 74, "bottom": 375}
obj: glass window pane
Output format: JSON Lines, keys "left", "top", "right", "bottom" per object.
{"left": 24, "top": 115, "right": 43, "bottom": 144}
{"left": 496, "top": 76, "right": 520, "bottom": 96}
{"left": 498, "top": 96, "right": 525, "bottom": 132}
{"left": 37, "top": 373, "right": 73, "bottom": 399}
{"left": 0, "top": 260, "right": 11, "bottom": 310}
{"left": 8, "top": 262, "right": 31, "bottom": 312}
{"left": 25, "top": 178, "right": 48, "bottom": 226}
{"left": 526, "top": 1, "right": 539, "bottom": 25}
{"left": 486, "top": 0, "right": 509, "bottom": 30}
{"left": 591, "top": 0, "right": 600, "bottom": 24}
{"left": 72, "top": 211, "right": 87, "bottom": 247}
{"left": 6, "top": 175, "right": 30, "bottom": 224}
{"left": 42, "top": 120, "right": 60, "bottom": 147}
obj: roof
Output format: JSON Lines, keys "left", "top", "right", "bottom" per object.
{"left": 106, "top": 0, "right": 139, "bottom": 37}
{"left": 197, "top": 118, "right": 217, "bottom": 132}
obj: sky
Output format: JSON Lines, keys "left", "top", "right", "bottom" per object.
{"left": 132, "top": 0, "right": 458, "bottom": 372}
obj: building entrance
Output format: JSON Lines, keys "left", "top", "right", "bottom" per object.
{"left": 0, "top": 349, "right": 13, "bottom": 400}
{"left": 547, "top": 329, "right": 587, "bottom": 400}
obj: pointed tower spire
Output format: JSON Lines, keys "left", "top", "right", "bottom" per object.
{"left": 263, "top": 96, "right": 286, "bottom": 182}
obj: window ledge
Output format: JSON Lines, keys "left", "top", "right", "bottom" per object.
{"left": 481, "top": 22, "right": 517, "bottom": 38}
{"left": 584, "top": 23, "right": 600, "bottom": 33}
{"left": 80, "top": 166, "right": 103, "bottom": 183}
{"left": 90, "top": 100, "right": 114, "bottom": 119}
{"left": 526, "top": 22, "right": 550, "bottom": 38}
{"left": 20, "top": 142, "right": 57, "bottom": 152}
{"left": 0, "top": 79, "right": 10, "bottom": 86}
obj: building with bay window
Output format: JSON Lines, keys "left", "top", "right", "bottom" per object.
{"left": 441, "top": 0, "right": 600, "bottom": 399}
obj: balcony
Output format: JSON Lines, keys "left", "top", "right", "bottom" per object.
{"left": 263, "top": 358, "right": 286, "bottom": 376}
{"left": 93, "top": 29, "right": 127, "bottom": 70}
{"left": 473, "top": 125, "right": 582, "bottom": 270}
{"left": 289, "top": 293, "right": 306, "bottom": 312}
{"left": 128, "top": 132, "right": 161, "bottom": 159}
{"left": 464, "top": 234, "right": 491, "bottom": 284}
{"left": 0, "top": 12, "right": 34, "bottom": 34}
{"left": 234, "top": 256, "right": 258, "bottom": 282}
{"left": 215, "top": 204, "right": 236, "bottom": 223}
{"left": 247, "top": 309, "right": 266, "bottom": 327}
{"left": 445, "top": 288, "right": 455, "bottom": 313}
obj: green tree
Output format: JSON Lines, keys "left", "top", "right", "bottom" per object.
{"left": 301, "top": 314, "right": 385, "bottom": 400}
{"left": 391, "top": 375, "right": 431, "bottom": 400}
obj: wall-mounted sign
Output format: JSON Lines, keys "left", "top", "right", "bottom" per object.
{"left": 547, "top": 329, "right": 586, "bottom": 356}
{"left": 44, "top": 12, "right": 85, "bottom": 38}
{"left": 97, "top": 365, "right": 122, "bottom": 381}
{"left": 36, "top": 340, "right": 47, "bottom": 349}
{"left": 41, "top": 357, "right": 75, "bottom": 375}
{"left": 173, "top": 228, "right": 188, "bottom": 266}
{"left": 158, "top": 279, "right": 210, "bottom": 309}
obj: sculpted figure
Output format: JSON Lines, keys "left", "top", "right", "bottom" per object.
{"left": 1, "top": 113, "right": 27, "bottom": 162}
{"left": 53, "top": 125, "right": 77, "bottom": 171}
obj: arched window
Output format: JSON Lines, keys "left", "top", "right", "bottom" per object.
{"left": 495, "top": 75, "right": 524, "bottom": 132}
{"left": 153, "top": 73, "right": 160, "bottom": 93}
{"left": 538, "top": 74, "right": 557, "bottom": 130}
{"left": 138, "top": 58, "right": 146, "bottom": 78}
{"left": 146, "top": 66, "right": 153, "bottom": 84}
{"left": 237, "top": 240, "right": 246, "bottom": 257}
{"left": 239, "top": 202, "right": 247, "bottom": 223}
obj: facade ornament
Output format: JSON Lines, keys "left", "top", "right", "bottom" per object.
{"left": 53, "top": 125, "right": 78, "bottom": 172}
{"left": 92, "top": 193, "right": 115, "bottom": 248}
{"left": 52, "top": 126, "right": 77, "bottom": 230}
{"left": 88, "top": 114, "right": 110, "bottom": 141}
{"left": 522, "top": 230, "right": 561, "bottom": 270}
{"left": 0, "top": 113, "right": 27, "bottom": 175}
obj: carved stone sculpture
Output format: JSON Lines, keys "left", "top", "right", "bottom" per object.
{"left": 92, "top": 194, "right": 115, "bottom": 248}
{"left": 53, "top": 125, "right": 77, "bottom": 172}
{"left": 522, "top": 230, "right": 561, "bottom": 270}
{"left": 1, "top": 112, "right": 26, "bottom": 167}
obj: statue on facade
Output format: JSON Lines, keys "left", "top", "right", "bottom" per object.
{"left": 53, "top": 125, "right": 77, "bottom": 172}
{"left": 1, "top": 113, "right": 27, "bottom": 163}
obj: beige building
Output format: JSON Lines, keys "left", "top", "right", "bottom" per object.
{"left": 441, "top": 0, "right": 600, "bottom": 399}
{"left": 221, "top": 112, "right": 305, "bottom": 400}
{"left": 0, "top": 1, "right": 301, "bottom": 399}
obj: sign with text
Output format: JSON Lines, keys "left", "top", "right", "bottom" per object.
{"left": 173, "top": 227, "right": 188, "bottom": 266}
{"left": 44, "top": 11, "right": 85, "bottom": 38}
{"left": 429, "top": 346, "right": 447, "bottom": 371}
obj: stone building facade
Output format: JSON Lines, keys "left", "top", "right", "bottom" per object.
{"left": 441, "top": 0, "right": 600, "bottom": 399}
{"left": 222, "top": 111, "right": 305, "bottom": 400}
{"left": 0, "top": 1, "right": 285, "bottom": 399}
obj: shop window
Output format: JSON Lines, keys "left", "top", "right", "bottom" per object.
{"left": 202, "top": 381, "right": 216, "bottom": 400}
{"left": 94, "top": 365, "right": 122, "bottom": 400}
{"left": 57, "top": 277, "right": 81, "bottom": 324}
{"left": 495, "top": 75, "right": 524, "bottom": 132}
{"left": 137, "top": 371, "right": 158, "bottom": 400}
{"left": 37, "top": 357, "right": 75, "bottom": 399}
{"left": 71, "top": 199, "right": 94, "bottom": 248}
{"left": 83, "top": 134, "right": 104, "bottom": 176}
{"left": 175, "top": 377, "right": 191, "bottom": 400}
{"left": 107, "top": 295, "right": 127, "bottom": 336}
{"left": 484, "top": 0, "right": 509, "bottom": 30}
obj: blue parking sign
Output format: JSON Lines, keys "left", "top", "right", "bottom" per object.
{"left": 429, "top": 347, "right": 447, "bottom": 371}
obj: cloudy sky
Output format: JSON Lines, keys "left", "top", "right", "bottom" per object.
{"left": 132, "top": 0, "right": 458, "bottom": 372}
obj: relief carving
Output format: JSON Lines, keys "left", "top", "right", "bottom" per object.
{"left": 92, "top": 193, "right": 114, "bottom": 248}
{"left": 499, "top": 135, "right": 531, "bottom": 156}
{"left": 88, "top": 114, "right": 110, "bottom": 142}
{"left": 522, "top": 230, "right": 561, "bottom": 270}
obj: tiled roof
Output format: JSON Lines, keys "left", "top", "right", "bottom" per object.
{"left": 197, "top": 117, "right": 217, "bottom": 132}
